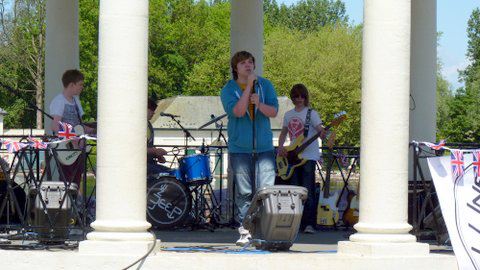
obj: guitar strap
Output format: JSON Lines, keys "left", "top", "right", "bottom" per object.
{"left": 72, "top": 97, "right": 83, "bottom": 126}
{"left": 303, "top": 108, "right": 312, "bottom": 138}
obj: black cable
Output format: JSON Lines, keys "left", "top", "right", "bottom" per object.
{"left": 121, "top": 230, "right": 158, "bottom": 270}
{"left": 410, "top": 94, "right": 416, "bottom": 111}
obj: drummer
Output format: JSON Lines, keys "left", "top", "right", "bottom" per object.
{"left": 147, "top": 98, "right": 171, "bottom": 177}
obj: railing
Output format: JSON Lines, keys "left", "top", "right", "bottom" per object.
{"left": 410, "top": 141, "right": 480, "bottom": 245}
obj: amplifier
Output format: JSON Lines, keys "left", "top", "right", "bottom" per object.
{"left": 243, "top": 185, "right": 307, "bottom": 251}
{"left": 29, "top": 181, "right": 78, "bottom": 242}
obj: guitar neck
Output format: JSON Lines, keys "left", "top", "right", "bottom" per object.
{"left": 295, "top": 124, "right": 332, "bottom": 154}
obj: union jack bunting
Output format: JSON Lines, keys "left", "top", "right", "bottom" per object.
{"left": 425, "top": 139, "right": 446, "bottom": 151}
{"left": 27, "top": 137, "right": 47, "bottom": 149}
{"left": 450, "top": 150, "right": 464, "bottom": 178}
{"left": 2, "top": 140, "right": 28, "bottom": 153}
{"left": 57, "top": 121, "right": 76, "bottom": 140}
{"left": 472, "top": 150, "right": 480, "bottom": 179}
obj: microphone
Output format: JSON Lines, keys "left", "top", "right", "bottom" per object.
{"left": 160, "top": 112, "right": 180, "bottom": 118}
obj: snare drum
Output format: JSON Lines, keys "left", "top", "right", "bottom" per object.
{"left": 147, "top": 176, "right": 191, "bottom": 229}
{"left": 179, "top": 154, "right": 212, "bottom": 185}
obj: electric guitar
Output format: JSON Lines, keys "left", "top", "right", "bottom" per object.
{"left": 276, "top": 111, "right": 346, "bottom": 181}
{"left": 317, "top": 146, "right": 340, "bottom": 226}
{"left": 342, "top": 192, "right": 359, "bottom": 226}
{"left": 343, "top": 180, "right": 360, "bottom": 226}
{"left": 317, "top": 188, "right": 340, "bottom": 226}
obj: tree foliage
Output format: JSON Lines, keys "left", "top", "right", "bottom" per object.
{"left": 264, "top": 25, "right": 362, "bottom": 145}
{"left": 3, "top": 0, "right": 361, "bottom": 145}
{"left": 264, "top": 0, "right": 348, "bottom": 31}
{"left": 439, "top": 8, "right": 480, "bottom": 143}
{"left": 0, "top": 0, "right": 45, "bottom": 129}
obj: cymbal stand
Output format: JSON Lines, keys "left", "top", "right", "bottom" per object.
{"left": 212, "top": 120, "right": 236, "bottom": 227}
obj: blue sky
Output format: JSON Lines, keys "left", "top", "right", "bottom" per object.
{"left": 278, "top": 0, "right": 479, "bottom": 90}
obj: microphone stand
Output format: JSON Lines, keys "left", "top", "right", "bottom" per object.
{"left": 0, "top": 81, "right": 55, "bottom": 127}
{"left": 166, "top": 115, "right": 196, "bottom": 155}
{"left": 251, "top": 85, "right": 257, "bottom": 196}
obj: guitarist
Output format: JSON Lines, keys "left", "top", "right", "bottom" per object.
{"left": 49, "top": 69, "right": 94, "bottom": 186}
{"left": 277, "top": 84, "right": 326, "bottom": 234}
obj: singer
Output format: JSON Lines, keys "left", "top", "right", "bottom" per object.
{"left": 220, "top": 51, "right": 279, "bottom": 246}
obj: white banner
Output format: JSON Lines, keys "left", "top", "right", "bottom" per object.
{"left": 428, "top": 155, "right": 480, "bottom": 270}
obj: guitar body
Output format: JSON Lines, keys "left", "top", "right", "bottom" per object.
{"left": 276, "top": 134, "right": 307, "bottom": 180}
{"left": 54, "top": 125, "right": 84, "bottom": 166}
{"left": 317, "top": 190, "right": 340, "bottom": 226}
{"left": 342, "top": 193, "right": 359, "bottom": 226}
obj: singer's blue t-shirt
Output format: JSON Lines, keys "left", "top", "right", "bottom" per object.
{"left": 220, "top": 77, "right": 279, "bottom": 153}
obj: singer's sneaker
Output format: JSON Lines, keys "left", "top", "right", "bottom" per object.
{"left": 303, "top": 225, "right": 316, "bottom": 234}
{"left": 235, "top": 226, "right": 252, "bottom": 247}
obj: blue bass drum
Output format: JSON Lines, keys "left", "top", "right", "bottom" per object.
{"left": 179, "top": 154, "right": 212, "bottom": 185}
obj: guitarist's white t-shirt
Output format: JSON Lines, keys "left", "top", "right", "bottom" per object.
{"left": 49, "top": 94, "right": 84, "bottom": 127}
{"left": 283, "top": 107, "right": 322, "bottom": 161}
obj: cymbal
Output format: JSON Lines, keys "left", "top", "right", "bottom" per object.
{"left": 198, "top": 114, "right": 227, "bottom": 130}
{"left": 210, "top": 138, "right": 227, "bottom": 147}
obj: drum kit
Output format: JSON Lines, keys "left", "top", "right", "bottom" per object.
{"left": 146, "top": 113, "right": 228, "bottom": 230}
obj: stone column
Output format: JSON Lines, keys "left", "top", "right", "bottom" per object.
{"left": 338, "top": 0, "right": 429, "bottom": 255}
{"left": 230, "top": 0, "right": 264, "bottom": 75}
{"left": 79, "top": 0, "right": 155, "bottom": 255}
{"left": 44, "top": 0, "right": 79, "bottom": 135}
{"left": 409, "top": 0, "right": 437, "bottom": 179}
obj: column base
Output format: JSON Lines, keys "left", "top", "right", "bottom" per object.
{"left": 349, "top": 232, "right": 417, "bottom": 243}
{"left": 79, "top": 239, "right": 161, "bottom": 255}
{"left": 338, "top": 240, "right": 429, "bottom": 257}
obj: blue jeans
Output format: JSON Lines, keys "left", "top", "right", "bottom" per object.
{"left": 290, "top": 160, "right": 317, "bottom": 229}
{"left": 230, "top": 151, "right": 275, "bottom": 223}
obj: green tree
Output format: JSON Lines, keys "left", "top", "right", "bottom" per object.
{"left": 78, "top": 0, "right": 99, "bottom": 122}
{"left": 0, "top": 0, "right": 46, "bottom": 129}
{"left": 264, "top": 0, "right": 348, "bottom": 32}
{"left": 444, "top": 8, "right": 480, "bottom": 142}
{"left": 264, "top": 25, "right": 362, "bottom": 145}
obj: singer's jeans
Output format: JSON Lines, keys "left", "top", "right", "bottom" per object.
{"left": 229, "top": 151, "right": 275, "bottom": 224}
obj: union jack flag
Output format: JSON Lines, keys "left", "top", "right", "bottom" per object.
{"left": 472, "top": 150, "right": 480, "bottom": 179}
{"left": 425, "top": 139, "right": 446, "bottom": 151}
{"left": 27, "top": 137, "right": 47, "bottom": 149}
{"left": 57, "top": 121, "right": 76, "bottom": 140}
{"left": 450, "top": 150, "right": 464, "bottom": 178}
{"left": 2, "top": 140, "right": 28, "bottom": 153}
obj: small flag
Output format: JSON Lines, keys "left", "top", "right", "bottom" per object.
{"left": 450, "top": 150, "right": 464, "bottom": 178}
{"left": 28, "top": 137, "right": 48, "bottom": 149}
{"left": 57, "top": 122, "right": 76, "bottom": 140}
{"left": 3, "top": 140, "right": 28, "bottom": 153}
{"left": 472, "top": 150, "right": 480, "bottom": 179}
{"left": 424, "top": 139, "right": 446, "bottom": 151}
